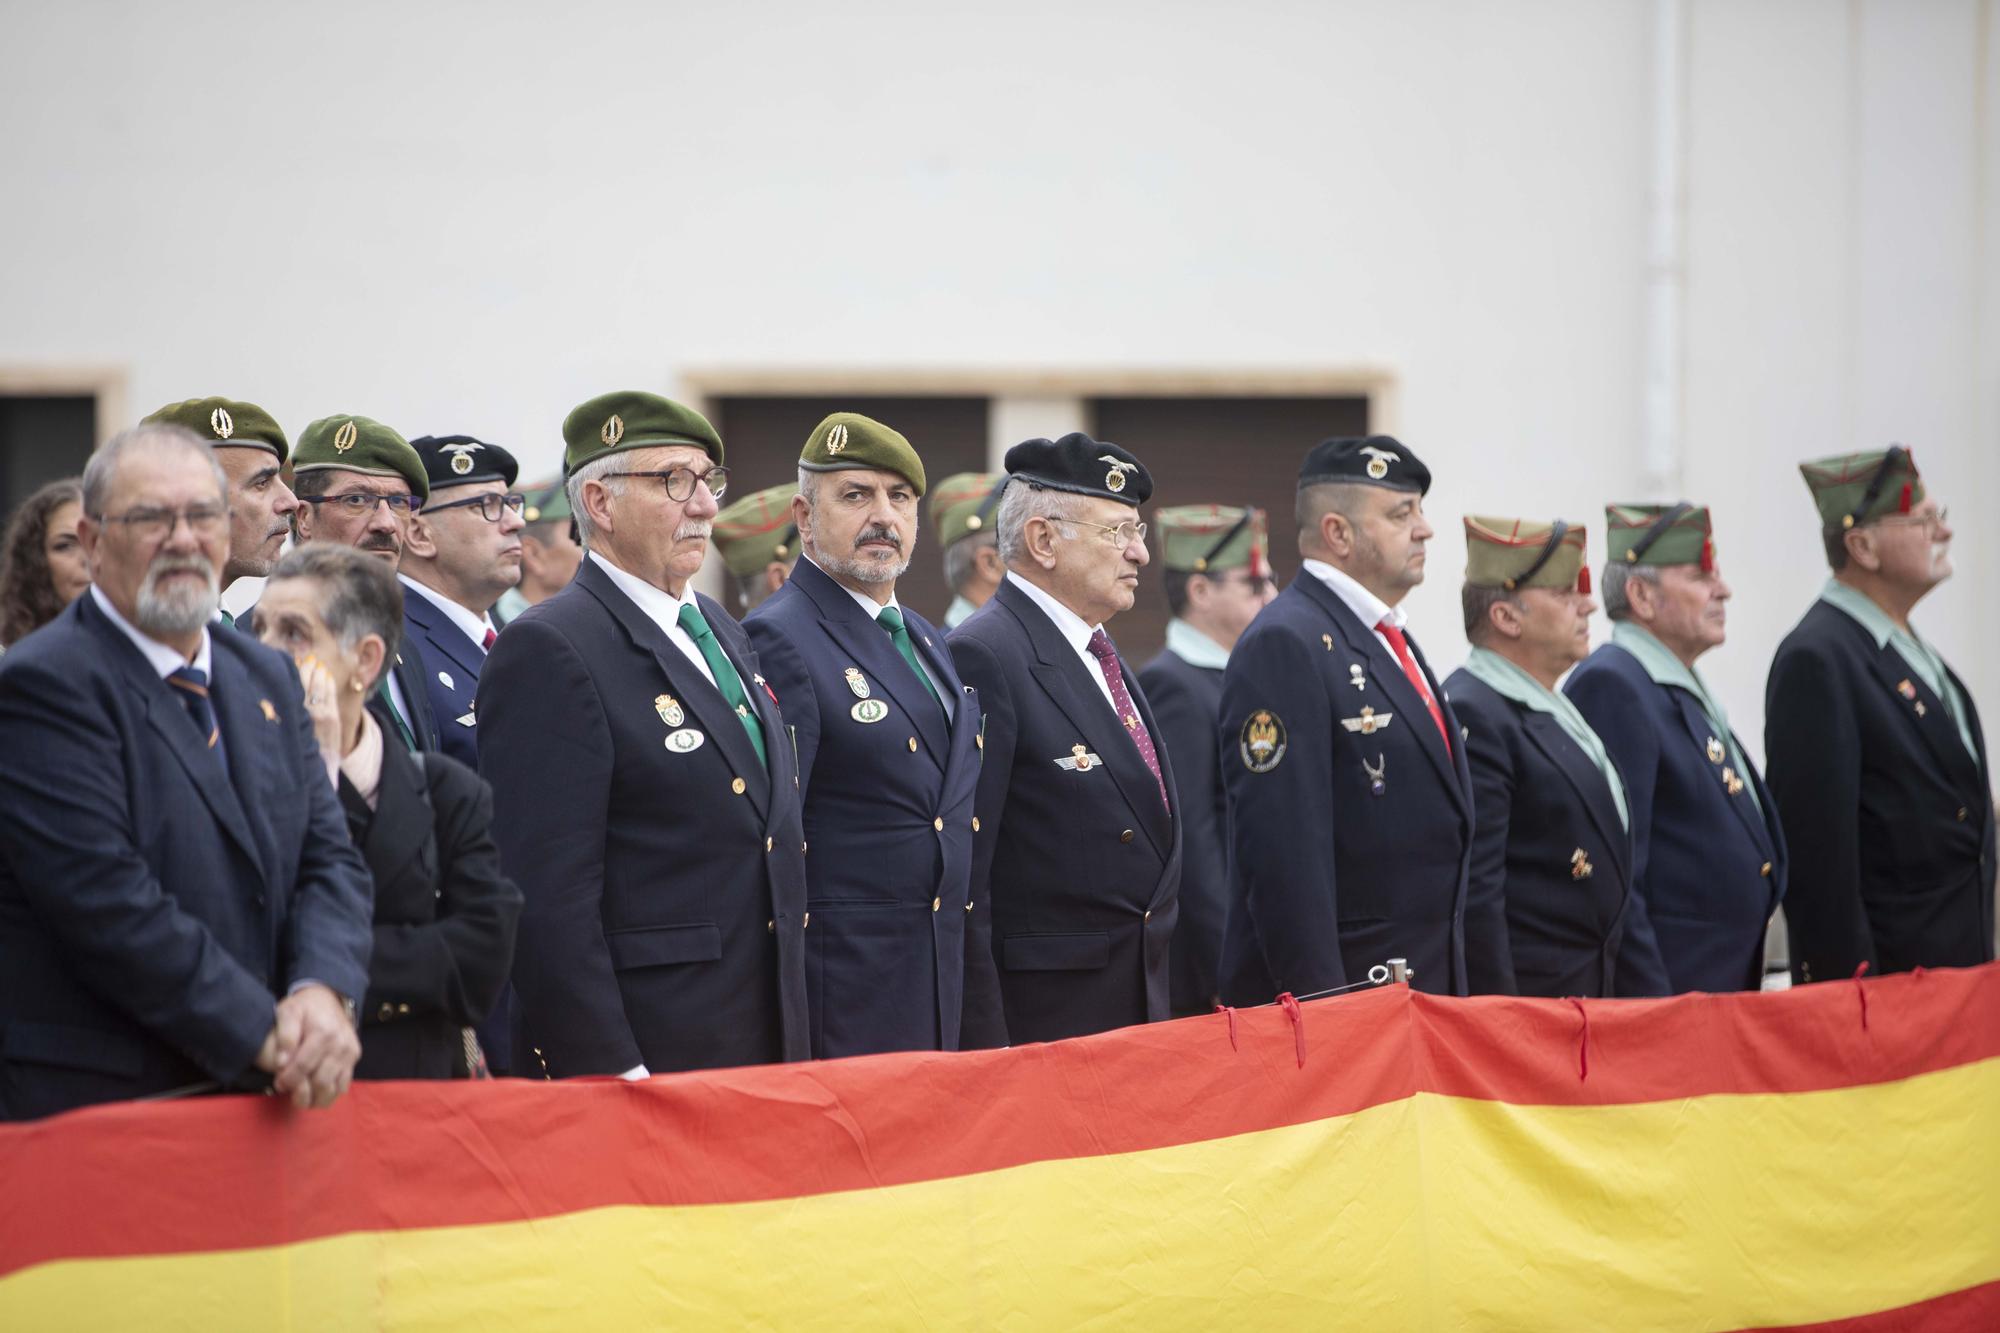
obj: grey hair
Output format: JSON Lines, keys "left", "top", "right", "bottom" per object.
{"left": 1461, "top": 583, "right": 1520, "bottom": 646}
{"left": 943, "top": 528, "right": 996, "bottom": 592}
{"left": 81, "top": 424, "right": 226, "bottom": 518}
{"left": 996, "top": 482, "right": 1092, "bottom": 565}
{"left": 565, "top": 451, "right": 629, "bottom": 549}
{"left": 269, "top": 542, "right": 405, "bottom": 687}
{"left": 1599, "top": 561, "right": 1660, "bottom": 623}
{"left": 795, "top": 466, "right": 821, "bottom": 507}
{"left": 1295, "top": 482, "right": 1371, "bottom": 556}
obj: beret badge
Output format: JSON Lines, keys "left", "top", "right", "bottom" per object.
{"left": 601, "top": 414, "right": 625, "bottom": 447}
{"left": 333, "top": 420, "right": 359, "bottom": 453}
{"left": 826, "top": 423, "right": 849, "bottom": 455}
{"left": 209, "top": 407, "right": 234, "bottom": 440}
{"left": 1100, "top": 455, "right": 1134, "bottom": 493}
{"left": 1361, "top": 445, "right": 1399, "bottom": 481}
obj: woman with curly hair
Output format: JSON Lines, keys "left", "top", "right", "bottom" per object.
{"left": 0, "top": 480, "right": 91, "bottom": 650}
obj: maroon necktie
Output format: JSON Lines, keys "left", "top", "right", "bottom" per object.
{"left": 481, "top": 627, "right": 497, "bottom": 652}
{"left": 1375, "top": 619, "right": 1451, "bottom": 754}
{"left": 1086, "top": 629, "right": 1169, "bottom": 811}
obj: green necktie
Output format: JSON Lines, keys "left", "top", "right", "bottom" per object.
{"left": 876, "top": 605, "right": 943, "bottom": 715}
{"left": 676, "top": 602, "right": 767, "bottom": 769}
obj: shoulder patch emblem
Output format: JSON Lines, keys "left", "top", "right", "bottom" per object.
{"left": 1240, "top": 710, "right": 1287, "bottom": 773}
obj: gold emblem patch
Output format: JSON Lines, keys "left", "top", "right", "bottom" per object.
{"left": 1240, "top": 710, "right": 1287, "bottom": 773}
{"left": 333, "top": 420, "right": 358, "bottom": 453}
{"left": 1055, "top": 743, "right": 1102, "bottom": 773}
{"left": 210, "top": 407, "right": 235, "bottom": 440}
{"left": 601, "top": 414, "right": 625, "bottom": 447}
{"left": 655, "top": 694, "right": 684, "bottom": 727}
{"left": 844, "top": 667, "right": 870, "bottom": 700}
{"left": 826, "top": 423, "right": 849, "bottom": 455}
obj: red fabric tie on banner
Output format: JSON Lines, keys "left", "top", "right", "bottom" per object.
{"left": 1853, "top": 961, "right": 1872, "bottom": 1031}
{"left": 1276, "top": 993, "right": 1307, "bottom": 1068}
{"left": 1568, "top": 997, "right": 1590, "bottom": 1081}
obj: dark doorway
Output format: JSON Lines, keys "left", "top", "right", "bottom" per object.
{"left": 1090, "top": 395, "right": 1371, "bottom": 663}
{"left": 0, "top": 396, "right": 97, "bottom": 524}
{"left": 708, "top": 396, "right": 990, "bottom": 624}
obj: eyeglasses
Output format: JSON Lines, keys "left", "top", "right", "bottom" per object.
{"left": 424, "top": 492, "right": 527, "bottom": 523}
{"left": 1055, "top": 516, "right": 1148, "bottom": 547}
{"left": 302, "top": 492, "right": 424, "bottom": 517}
{"left": 603, "top": 466, "right": 730, "bottom": 503}
{"left": 1873, "top": 507, "right": 1949, "bottom": 533}
{"left": 91, "top": 504, "right": 228, "bottom": 542}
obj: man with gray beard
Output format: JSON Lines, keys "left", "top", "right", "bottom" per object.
{"left": 0, "top": 425, "right": 372, "bottom": 1120}
{"left": 745, "top": 414, "right": 1001, "bottom": 1056}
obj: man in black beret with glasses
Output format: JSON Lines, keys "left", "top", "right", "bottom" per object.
{"left": 947, "top": 432, "right": 1181, "bottom": 1045}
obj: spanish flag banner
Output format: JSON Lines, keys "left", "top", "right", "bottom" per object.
{"left": 3, "top": 965, "right": 1996, "bottom": 1330}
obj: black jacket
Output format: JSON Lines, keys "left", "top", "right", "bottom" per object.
{"left": 1765, "top": 598, "right": 1995, "bottom": 984}
{"left": 344, "top": 745, "right": 521, "bottom": 1080}
{"left": 1137, "top": 644, "right": 1228, "bottom": 1016}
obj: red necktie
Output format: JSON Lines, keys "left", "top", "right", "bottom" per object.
{"left": 1375, "top": 619, "right": 1451, "bottom": 754}
{"left": 481, "top": 627, "right": 497, "bottom": 652}
{"left": 1086, "top": 629, "right": 1170, "bottom": 812}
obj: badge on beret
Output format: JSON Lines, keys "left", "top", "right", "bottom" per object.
{"left": 666, "top": 728, "right": 705, "bottom": 753}
{"left": 1055, "top": 743, "right": 1102, "bottom": 772}
{"left": 1360, "top": 445, "right": 1400, "bottom": 480}
{"left": 1100, "top": 455, "right": 1134, "bottom": 493}
{"left": 1340, "top": 706, "right": 1393, "bottom": 735}
{"left": 655, "top": 694, "right": 684, "bottom": 727}
{"left": 851, "top": 698, "right": 889, "bottom": 724}
{"left": 844, "top": 667, "right": 870, "bottom": 700}
{"left": 1240, "top": 710, "right": 1287, "bottom": 773}
{"left": 444, "top": 441, "right": 483, "bottom": 475}
{"left": 333, "top": 420, "right": 358, "bottom": 453}
{"left": 601, "top": 414, "right": 625, "bottom": 447}
{"left": 826, "top": 423, "right": 849, "bottom": 455}
{"left": 211, "top": 407, "right": 235, "bottom": 440}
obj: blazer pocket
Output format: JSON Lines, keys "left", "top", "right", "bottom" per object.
{"left": 605, "top": 923, "right": 723, "bottom": 970}
{"left": 3, "top": 1020, "right": 145, "bottom": 1078}
{"left": 1001, "top": 932, "right": 1110, "bottom": 972}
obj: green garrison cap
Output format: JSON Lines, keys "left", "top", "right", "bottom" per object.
{"left": 929, "top": 472, "right": 1006, "bottom": 548}
{"left": 797, "top": 412, "right": 926, "bottom": 496}
{"left": 1464, "top": 515, "right": 1591, "bottom": 593}
{"left": 294, "top": 414, "right": 429, "bottom": 501}
{"left": 563, "top": 391, "right": 723, "bottom": 474}
{"left": 1156, "top": 504, "right": 1270, "bottom": 577}
{"left": 142, "top": 396, "right": 289, "bottom": 463}
{"left": 1800, "top": 446, "right": 1926, "bottom": 532}
{"left": 518, "top": 477, "right": 571, "bottom": 526}
{"left": 713, "top": 484, "right": 799, "bottom": 578}
{"left": 1606, "top": 503, "right": 1716, "bottom": 570}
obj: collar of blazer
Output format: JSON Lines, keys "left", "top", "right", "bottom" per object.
{"left": 1290, "top": 574, "right": 1471, "bottom": 820}
{"left": 402, "top": 584, "right": 487, "bottom": 679}
{"left": 79, "top": 594, "right": 272, "bottom": 883}
{"left": 993, "top": 577, "right": 1175, "bottom": 855}
{"left": 575, "top": 556, "right": 774, "bottom": 816}
{"left": 1820, "top": 601, "right": 1989, "bottom": 795}
{"left": 1663, "top": 687, "right": 1777, "bottom": 860}
{"left": 788, "top": 554, "right": 951, "bottom": 763}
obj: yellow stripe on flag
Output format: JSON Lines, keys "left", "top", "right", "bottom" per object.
{"left": 7, "top": 1060, "right": 1996, "bottom": 1330}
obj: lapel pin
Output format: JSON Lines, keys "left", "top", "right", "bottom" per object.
{"left": 1915, "top": 701, "right": 1928, "bottom": 718}
{"left": 1896, "top": 679, "right": 1917, "bottom": 700}
{"left": 851, "top": 699, "right": 888, "bottom": 724}
{"left": 258, "top": 698, "right": 277, "bottom": 722}
{"left": 1363, "top": 752, "right": 1387, "bottom": 796}
{"left": 1341, "top": 706, "right": 1394, "bottom": 735}
{"left": 666, "top": 728, "right": 705, "bottom": 753}
{"left": 1349, "top": 663, "right": 1367, "bottom": 690}
{"left": 438, "top": 670, "right": 455, "bottom": 691}
{"left": 1322, "top": 633, "right": 1334, "bottom": 651}
{"left": 655, "top": 694, "right": 684, "bottom": 727}
{"left": 1056, "top": 743, "right": 1101, "bottom": 772}
{"left": 845, "top": 667, "right": 871, "bottom": 699}
{"left": 1705, "top": 736, "right": 1724, "bottom": 764}
{"left": 1570, "top": 848, "right": 1594, "bottom": 880}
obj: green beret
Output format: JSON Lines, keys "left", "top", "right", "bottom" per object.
{"left": 518, "top": 477, "right": 571, "bottom": 526}
{"left": 713, "top": 484, "right": 799, "bottom": 579}
{"left": 1606, "top": 503, "right": 1716, "bottom": 570}
{"left": 142, "top": 396, "right": 289, "bottom": 463}
{"left": 563, "top": 391, "right": 723, "bottom": 474}
{"left": 929, "top": 472, "right": 1006, "bottom": 548}
{"left": 1463, "top": 515, "right": 1590, "bottom": 593}
{"left": 294, "top": 414, "right": 429, "bottom": 501}
{"left": 798, "top": 412, "right": 926, "bottom": 496}
{"left": 1799, "top": 447, "right": 1925, "bottom": 532}
{"left": 1157, "top": 504, "right": 1270, "bottom": 577}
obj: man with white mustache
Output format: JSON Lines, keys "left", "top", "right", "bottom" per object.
{"left": 1765, "top": 447, "right": 1995, "bottom": 984}
{"left": 478, "top": 391, "right": 809, "bottom": 1077}
{"left": 0, "top": 424, "right": 372, "bottom": 1119}
{"left": 746, "top": 414, "right": 1000, "bottom": 1057}
{"left": 1567, "top": 503, "right": 1786, "bottom": 995}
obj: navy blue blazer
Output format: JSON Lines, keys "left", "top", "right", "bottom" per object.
{"left": 1444, "top": 669, "right": 1631, "bottom": 999}
{"left": 0, "top": 593, "right": 373, "bottom": 1120}
{"left": 1766, "top": 599, "right": 1995, "bottom": 984}
{"left": 745, "top": 556, "right": 1001, "bottom": 1057}
{"left": 477, "top": 556, "right": 810, "bottom": 1076}
{"left": 1137, "top": 645, "right": 1228, "bottom": 1017}
{"left": 1217, "top": 575, "right": 1493, "bottom": 1002}
{"left": 400, "top": 582, "right": 486, "bottom": 770}
{"left": 948, "top": 578, "right": 1181, "bottom": 1046}
{"left": 1565, "top": 643, "right": 1783, "bottom": 994}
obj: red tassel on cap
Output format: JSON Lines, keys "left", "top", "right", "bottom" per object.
{"left": 1898, "top": 482, "right": 1913, "bottom": 515}
{"left": 1576, "top": 566, "right": 1591, "bottom": 596}
{"left": 1700, "top": 538, "right": 1715, "bottom": 574}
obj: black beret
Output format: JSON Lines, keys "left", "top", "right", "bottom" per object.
{"left": 1003, "top": 432, "right": 1152, "bottom": 507}
{"left": 410, "top": 434, "right": 520, "bottom": 491}
{"left": 1298, "top": 434, "right": 1430, "bottom": 496}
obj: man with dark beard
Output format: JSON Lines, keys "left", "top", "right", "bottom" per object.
{"left": 745, "top": 415, "right": 1001, "bottom": 1056}
{"left": 0, "top": 424, "right": 372, "bottom": 1120}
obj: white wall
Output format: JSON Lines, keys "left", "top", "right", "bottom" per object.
{"left": 1, "top": 0, "right": 1992, "bottom": 759}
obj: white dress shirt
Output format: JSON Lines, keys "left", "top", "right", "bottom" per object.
{"left": 400, "top": 574, "right": 497, "bottom": 652}
{"left": 1005, "top": 571, "right": 1118, "bottom": 713}
{"left": 91, "top": 584, "right": 212, "bottom": 680}
{"left": 587, "top": 550, "right": 718, "bottom": 690}
{"left": 1300, "top": 559, "right": 1437, "bottom": 706}
{"left": 806, "top": 556, "right": 952, "bottom": 717}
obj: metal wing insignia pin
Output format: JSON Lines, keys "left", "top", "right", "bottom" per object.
{"left": 1055, "top": 743, "right": 1102, "bottom": 772}
{"left": 1341, "top": 705, "right": 1393, "bottom": 735}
